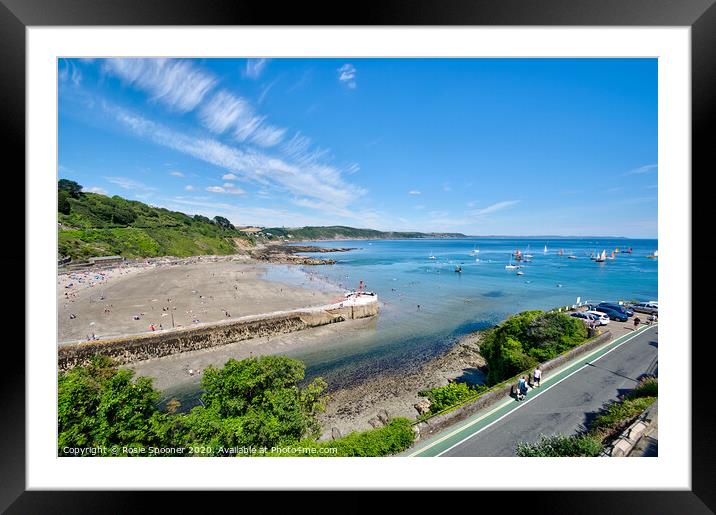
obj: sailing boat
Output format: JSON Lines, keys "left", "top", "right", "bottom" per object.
{"left": 505, "top": 257, "right": 519, "bottom": 270}
{"left": 646, "top": 250, "right": 658, "bottom": 259}
{"left": 594, "top": 249, "right": 607, "bottom": 262}
{"left": 524, "top": 245, "right": 533, "bottom": 259}
{"left": 558, "top": 249, "right": 564, "bottom": 256}
{"left": 469, "top": 245, "right": 480, "bottom": 256}
{"left": 567, "top": 250, "right": 577, "bottom": 259}
{"left": 543, "top": 245, "right": 548, "bottom": 254}
{"left": 428, "top": 250, "right": 436, "bottom": 260}
{"left": 607, "top": 250, "right": 616, "bottom": 260}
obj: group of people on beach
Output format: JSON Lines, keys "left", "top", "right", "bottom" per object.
{"left": 514, "top": 367, "right": 542, "bottom": 401}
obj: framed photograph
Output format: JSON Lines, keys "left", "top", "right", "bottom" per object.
{"left": 4, "top": 0, "right": 712, "bottom": 511}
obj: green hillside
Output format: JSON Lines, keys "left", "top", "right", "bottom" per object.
{"left": 58, "top": 179, "right": 252, "bottom": 260}
{"left": 262, "top": 225, "right": 466, "bottom": 241}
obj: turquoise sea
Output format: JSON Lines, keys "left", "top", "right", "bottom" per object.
{"left": 265, "top": 237, "right": 658, "bottom": 390}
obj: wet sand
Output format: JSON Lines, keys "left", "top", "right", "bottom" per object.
{"left": 58, "top": 258, "right": 342, "bottom": 342}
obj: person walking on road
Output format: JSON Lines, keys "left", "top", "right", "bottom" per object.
{"left": 518, "top": 376, "right": 529, "bottom": 399}
{"left": 533, "top": 367, "right": 542, "bottom": 387}
{"left": 633, "top": 316, "right": 641, "bottom": 329}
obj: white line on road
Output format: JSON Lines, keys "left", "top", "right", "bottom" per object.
{"left": 408, "top": 324, "right": 655, "bottom": 457}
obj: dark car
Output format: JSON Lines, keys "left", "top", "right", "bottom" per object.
{"left": 597, "top": 302, "right": 634, "bottom": 317}
{"left": 593, "top": 306, "right": 628, "bottom": 322}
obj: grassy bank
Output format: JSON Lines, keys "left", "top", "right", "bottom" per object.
{"left": 58, "top": 180, "right": 252, "bottom": 259}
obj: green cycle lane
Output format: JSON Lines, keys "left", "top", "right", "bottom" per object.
{"left": 406, "top": 323, "right": 656, "bottom": 457}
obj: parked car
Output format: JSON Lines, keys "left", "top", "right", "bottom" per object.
{"left": 570, "top": 311, "right": 610, "bottom": 325}
{"left": 630, "top": 302, "right": 659, "bottom": 315}
{"left": 597, "top": 302, "right": 634, "bottom": 317}
{"left": 585, "top": 311, "right": 610, "bottom": 325}
{"left": 592, "top": 306, "right": 629, "bottom": 322}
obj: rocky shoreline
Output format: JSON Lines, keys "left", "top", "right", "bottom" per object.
{"left": 249, "top": 243, "right": 355, "bottom": 265}
{"left": 317, "top": 330, "right": 488, "bottom": 440}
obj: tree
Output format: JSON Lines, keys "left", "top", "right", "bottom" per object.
{"left": 58, "top": 179, "right": 83, "bottom": 198}
{"left": 180, "top": 356, "right": 327, "bottom": 452}
{"left": 58, "top": 189, "right": 71, "bottom": 214}
{"left": 58, "top": 356, "right": 172, "bottom": 455}
{"left": 212, "top": 216, "right": 235, "bottom": 230}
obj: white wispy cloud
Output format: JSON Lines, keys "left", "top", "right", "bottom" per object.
{"left": 185, "top": 185, "right": 195, "bottom": 191}
{"left": 59, "top": 59, "right": 82, "bottom": 86}
{"left": 107, "top": 105, "right": 363, "bottom": 211}
{"left": 222, "top": 173, "right": 238, "bottom": 180}
{"left": 244, "top": 59, "right": 270, "bottom": 79}
{"left": 82, "top": 186, "right": 107, "bottom": 195}
{"left": 470, "top": 200, "right": 520, "bottom": 216}
{"left": 207, "top": 185, "right": 245, "bottom": 195}
{"left": 251, "top": 124, "right": 286, "bottom": 147}
{"left": 199, "top": 90, "right": 285, "bottom": 147}
{"left": 103, "top": 58, "right": 216, "bottom": 112}
{"left": 104, "top": 176, "right": 156, "bottom": 198}
{"left": 199, "top": 90, "right": 252, "bottom": 134}
{"left": 409, "top": 190, "right": 421, "bottom": 195}
{"left": 337, "top": 64, "right": 357, "bottom": 89}
{"left": 625, "top": 164, "right": 658, "bottom": 175}
{"left": 169, "top": 171, "right": 184, "bottom": 177}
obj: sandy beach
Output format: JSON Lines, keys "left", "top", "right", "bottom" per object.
{"left": 58, "top": 256, "right": 343, "bottom": 343}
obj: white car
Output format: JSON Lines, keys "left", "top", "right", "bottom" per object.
{"left": 585, "top": 311, "right": 610, "bottom": 325}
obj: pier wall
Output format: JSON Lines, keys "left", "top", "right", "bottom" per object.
{"left": 58, "top": 297, "right": 379, "bottom": 371}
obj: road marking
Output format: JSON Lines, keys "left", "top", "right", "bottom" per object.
{"left": 408, "top": 324, "right": 655, "bottom": 457}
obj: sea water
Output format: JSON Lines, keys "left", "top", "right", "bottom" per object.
{"left": 265, "top": 237, "right": 658, "bottom": 390}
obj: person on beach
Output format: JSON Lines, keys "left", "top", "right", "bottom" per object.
{"left": 533, "top": 367, "right": 542, "bottom": 387}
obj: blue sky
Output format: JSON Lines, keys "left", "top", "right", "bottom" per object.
{"left": 58, "top": 58, "right": 657, "bottom": 237}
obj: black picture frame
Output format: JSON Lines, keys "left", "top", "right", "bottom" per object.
{"left": 2, "top": 0, "right": 711, "bottom": 512}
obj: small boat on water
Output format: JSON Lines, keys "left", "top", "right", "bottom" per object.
{"left": 594, "top": 249, "right": 607, "bottom": 262}
{"left": 646, "top": 250, "right": 658, "bottom": 259}
{"left": 543, "top": 245, "right": 548, "bottom": 254}
{"left": 455, "top": 265, "right": 462, "bottom": 273}
{"left": 558, "top": 249, "right": 564, "bottom": 256}
{"left": 624, "top": 247, "right": 633, "bottom": 254}
{"left": 516, "top": 270, "right": 524, "bottom": 276}
{"left": 607, "top": 250, "right": 616, "bottom": 260}
{"left": 429, "top": 250, "right": 436, "bottom": 260}
{"left": 524, "top": 245, "right": 533, "bottom": 259}
{"left": 469, "top": 245, "right": 480, "bottom": 256}
{"left": 513, "top": 249, "right": 523, "bottom": 261}
{"left": 505, "top": 258, "right": 519, "bottom": 270}
{"left": 567, "top": 252, "right": 577, "bottom": 259}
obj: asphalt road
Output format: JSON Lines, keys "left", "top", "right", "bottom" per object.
{"left": 409, "top": 324, "right": 658, "bottom": 457}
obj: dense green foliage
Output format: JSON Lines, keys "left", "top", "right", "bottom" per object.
{"left": 58, "top": 355, "right": 411, "bottom": 457}
{"left": 262, "top": 418, "right": 415, "bottom": 457}
{"left": 58, "top": 356, "right": 175, "bottom": 455}
{"left": 57, "top": 179, "right": 252, "bottom": 259}
{"left": 180, "top": 357, "right": 327, "bottom": 453}
{"left": 516, "top": 434, "right": 603, "bottom": 457}
{"left": 480, "top": 310, "right": 588, "bottom": 385}
{"left": 262, "top": 225, "right": 466, "bottom": 241}
{"left": 626, "top": 377, "right": 658, "bottom": 399}
{"left": 419, "top": 382, "right": 488, "bottom": 414}
{"left": 589, "top": 396, "right": 656, "bottom": 439}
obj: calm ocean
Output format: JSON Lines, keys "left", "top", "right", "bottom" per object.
{"left": 265, "top": 237, "right": 658, "bottom": 390}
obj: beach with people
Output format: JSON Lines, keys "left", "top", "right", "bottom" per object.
{"left": 58, "top": 255, "right": 344, "bottom": 343}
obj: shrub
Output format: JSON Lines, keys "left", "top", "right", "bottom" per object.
{"left": 419, "top": 382, "right": 487, "bottom": 414}
{"left": 627, "top": 377, "right": 658, "bottom": 399}
{"left": 262, "top": 418, "right": 415, "bottom": 457}
{"left": 589, "top": 396, "right": 656, "bottom": 439}
{"left": 516, "top": 434, "right": 602, "bottom": 457}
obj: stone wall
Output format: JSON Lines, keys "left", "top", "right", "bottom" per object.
{"left": 58, "top": 298, "right": 379, "bottom": 371}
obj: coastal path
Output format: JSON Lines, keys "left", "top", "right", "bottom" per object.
{"left": 406, "top": 323, "right": 658, "bottom": 457}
